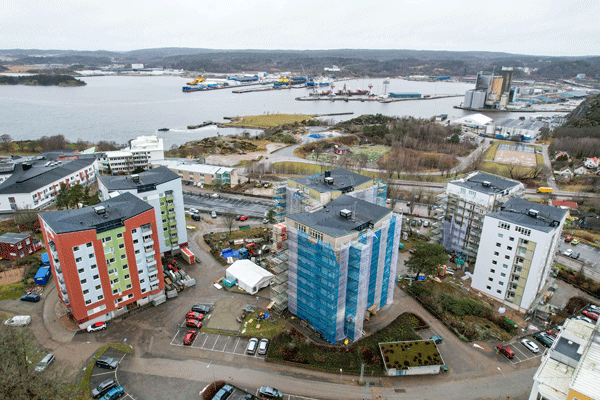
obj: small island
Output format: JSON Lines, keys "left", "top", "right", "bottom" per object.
{"left": 0, "top": 74, "right": 86, "bottom": 87}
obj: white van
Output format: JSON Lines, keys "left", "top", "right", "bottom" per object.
{"left": 4, "top": 315, "right": 32, "bottom": 326}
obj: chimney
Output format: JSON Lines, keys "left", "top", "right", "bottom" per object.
{"left": 94, "top": 206, "right": 106, "bottom": 215}
{"left": 528, "top": 209, "right": 539, "bottom": 218}
{"left": 131, "top": 174, "right": 140, "bottom": 183}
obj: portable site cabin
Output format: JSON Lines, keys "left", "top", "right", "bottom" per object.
{"left": 225, "top": 259, "right": 274, "bottom": 295}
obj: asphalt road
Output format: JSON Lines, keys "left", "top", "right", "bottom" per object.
{"left": 557, "top": 240, "right": 600, "bottom": 269}
{"left": 183, "top": 193, "right": 272, "bottom": 217}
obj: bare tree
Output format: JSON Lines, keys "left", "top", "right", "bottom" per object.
{"left": 224, "top": 208, "right": 237, "bottom": 234}
{"left": 0, "top": 134, "right": 12, "bottom": 152}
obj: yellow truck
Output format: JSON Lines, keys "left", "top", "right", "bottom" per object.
{"left": 537, "top": 187, "right": 553, "bottom": 193}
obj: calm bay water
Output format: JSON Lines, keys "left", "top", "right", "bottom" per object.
{"left": 1, "top": 75, "right": 491, "bottom": 148}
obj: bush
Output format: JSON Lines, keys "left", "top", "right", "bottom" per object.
{"left": 202, "top": 380, "right": 226, "bottom": 400}
{"left": 495, "top": 317, "right": 517, "bottom": 335}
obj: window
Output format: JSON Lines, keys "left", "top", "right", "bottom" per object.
{"left": 110, "top": 278, "right": 119, "bottom": 284}
{"left": 498, "top": 222, "right": 511, "bottom": 230}
{"left": 492, "top": 260, "right": 497, "bottom": 265}
{"left": 494, "top": 251, "right": 499, "bottom": 256}
{"left": 91, "top": 264, "right": 97, "bottom": 269}
{"left": 498, "top": 233, "right": 503, "bottom": 238}
{"left": 109, "top": 258, "right": 115, "bottom": 264}
{"left": 126, "top": 284, "right": 132, "bottom": 289}
{"left": 138, "top": 269, "right": 143, "bottom": 274}
{"left": 75, "top": 257, "right": 82, "bottom": 262}
{"left": 509, "top": 237, "right": 515, "bottom": 241}
{"left": 140, "top": 279, "right": 145, "bottom": 284}
{"left": 515, "top": 226, "right": 531, "bottom": 236}
{"left": 499, "top": 281, "right": 504, "bottom": 286}
{"left": 117, "top": 233, "right": 123, "bottom": 238}
{"left": 505, "top": 255, "right": 510, "bottom": 260}
{"left": 124, "top": 274, "right": 130, "bottom": 280}
{"left": 97, "top": 295, "right": 104, "bottom": 300}
{"left": 73, "top": 246, "right": 80, "bottom": 251}
{"left": 121, "top": 254, "right": 127, "bottom": 259}
{"left": 295, "top": 223, "right": 307, "bottom": 233}
{"left": 112, "top": 289, "right": 118, "bottom": 295}
{"left": 496, "top": 290, "right": 502, "bottom": 294}
{"left": 83, "top": 289, "right": 89, "bottom": 295}
{"left": 105, "top": 237, "right": 112, "bottom": 242}
{"left": 521, "top": 239, "right": 529, "bottom": 245}
{"left": 490, "top": 269, "right": 495, "bottom": 273}
{"left": 132, "top": 229, "right": 137, "bottom": 234}
{"left": 85, "top": 300, "right": 92, "bottom": 305}
{"left": 119, "top": 244, "right": 125, "bottom": 249}
{"left": 503, "top": 264, "right": 508, "bottom": 269}
{"left": 135, "top": 250, "right": 140, "bottom": 255}
{"left": 93, "top": 274, "right": 99, "bottom": 280}
{"left": 78, "top": 268, "right": 84, "bottom": 274}
{"left": 141, "top": 288, "right": 147, "bottom": 293}
{"left": 122, "top": 264, "right": 128, "bottom": 270}
{"left": 133, "top": 239, "right": 139, "bottom": 244}
{"left": 86, "top": 242, "right": 93, "bottom": 248}
{"left": 501, "top": 273, "right": 506, "bottom": 277}
{"left": 496, "top": 243, "right": 501, "bottom": 247}
{"left": 80, "top": 279, "right": 87, "bottom": 284}
{"left": 95, "top": 285, "right": 101, "bottom": 290}
{"left": 486, "top": 285, "right": 491, "bottom": 290}
{"left": 507, "top": 246, "right": 512, "bottom": 251}
{"left": 309, "top": 229, "right": 323, "bottom": 241}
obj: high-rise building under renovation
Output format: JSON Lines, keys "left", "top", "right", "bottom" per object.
{"left": 285, "top": 195, "right": 401, "bottom": 343}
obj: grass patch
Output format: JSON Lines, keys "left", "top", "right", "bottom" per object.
{"left": 226, "top": 114, "right": 315, "bottom": 128}
{"left": 72, "top": 344, "right": 132, "bottom": 399}
{"left": 379, "top": 340, "right": 443, "bottom": 371}
{"left": 536, "top": 153, "right": 544, "bottom": 166}
{"left": 479, "top": 161, "right": 537, "bottom": 179}
{"left": 483, "top": 140, "right": 503, "bottom": 160}
{"left": 240, "top": 311, "right": 288, "bottom": 339}
{"left": 270, "top": 161, "right": 382, "bottom": 179}
{"left": 266, "top": 312, "right": 422, "bottom": 374}
{"left": 0, "top": 281, "right": 26, "bottom": 300}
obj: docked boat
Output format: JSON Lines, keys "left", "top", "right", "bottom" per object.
{"left": 182, "top": 85, "right": 207, "bottom": 92}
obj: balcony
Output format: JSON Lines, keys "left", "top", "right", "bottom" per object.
{"left": 149, "top": 276, "right": 159, "bottom": 285}
{"left": 141, "top": 225, "right": 152, "bottom": 234}
{"left": 148, "top": 265, "right": 157, "bottom": 273}
{"left": 143, "top": 237, "right": 154, "bottom": 246}
{"left": 144, "top": 247, "right": 155, "bottom": 257}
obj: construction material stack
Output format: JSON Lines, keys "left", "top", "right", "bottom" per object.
{"left": 267, "top": 223, "right": 289, "bottom": 314}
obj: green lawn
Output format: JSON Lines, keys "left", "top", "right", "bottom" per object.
{"left": 0, "top": 282, "right": 26, "bottom": 300}
{"left": 240, "top": 311, "right": 288, "bottom": 338}
{"left": 226, "top": 114, "right": 315, "bottom": 128}
{"left": 379, "top": 340, "right": 443, "bottom": 371}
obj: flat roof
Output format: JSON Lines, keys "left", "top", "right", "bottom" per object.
{"left": 99, "top": 166, "right": 179, "bottom": 190}
{"left": 40, "top": 192, "right": 153, "bottom": 234}
{"left": 0, "top": 158, "right": 96, "bottom": 195}
{"left": 289, "top": 168, "right": 372, "bottom": 194}
{"left": 0, "top": 232, "right": 31, "bottom": 244}
{"left": 489, "top": 198, "right": 567, "bottom": 233}
{"left": 152, "top": 160, "right": 234, "bottom": 175}
{"left": 287, "top": 194, "right": 391, "bottom": 238}
{"left": 451, "top": 171, "right": 522, "bottom": 195}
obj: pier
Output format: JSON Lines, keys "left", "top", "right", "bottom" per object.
{"left": 187, "top": 121, "right": 217, "bottom": 129}
{"left": 296, "top": 94, "right": 463, "bottom": 102}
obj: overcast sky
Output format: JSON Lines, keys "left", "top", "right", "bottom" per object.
{"left": 2, "top": 0, "right": 599, "bottom": 56}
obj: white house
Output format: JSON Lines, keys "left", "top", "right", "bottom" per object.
{"left": 584, "top": 157, "right": 599, "bottom": 169}
{"left": 471, "top": 198, "right": 567, "bottom": 311}
{"left": 152, "top": 159, "right": 239, "bottom": 188}
{"left": 99, "top": 135, "right": 164, "bottom": 173}
{"left": 226, "top": 260, "right": 273, "bottom": 294}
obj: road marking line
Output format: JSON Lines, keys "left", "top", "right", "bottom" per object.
{"left": 211, "top": 334, "right": 219, "bottom": 350}
{"left": 91, "top": 371, "right": 116, "bottom": 377}
{"left": 233, "top": 337, "right": 241, "bottom": 353}
{"left": 200, "top": 332, "right": 210, "bottom": 348}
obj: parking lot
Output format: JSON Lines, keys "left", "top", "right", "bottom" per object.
{"left": 170, "top": 325, "right": 266, "bottom": 359}
{"left": 89, "top": 348, "right": 134, "bottom": 399}
{"left": 183, "top": 193, "right": 272, "bottom": 217}
{"left": 558, "top": 240, "right": 600, "bottom": 269}
{"left": 497, "top": 337, "right": 545, "bottom": 365}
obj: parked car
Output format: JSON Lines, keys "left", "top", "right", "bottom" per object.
{"left": 186, "top": 319, "right": 202, "bottom": 329}
{"left": 211, "top": 193, "right": 220, "bottom": 198}
{"left": 423, "top": 220, "right": 430, "bottom": 227}
{"left": 192, "top": 214, "right": 201, "bottom": 221}
{"left": 521, "top": 339, "right": 539, "bottom": 353}
{"left": 4, "top": 315, "right": 31, "bottom": 326}
{"left": 564, "top": 236, "right": 573, "bottom": 242}
{"left": 191, "top": 304, "right": 212, "bottom": 314}
{"left": 417, "top": 219, "right": 423, "bottom": 226}
{"left": 236, "top": 215, "right": 242, "bottom": 221}
{"left": 563, "top": 249, "right": 573, "bottom": 257}
{"left": 410, "top": 220, "right": 417, "bottom": 226}
{"left": 183, "top": 330, "right": 197, "bottom": 345}
{"left": 95, "top": 356, "right": 119, "bottom": 370}
{"left": 34, "top": 353, "right": 55, "bottom": 372}
{"left": 496, "top": 344, "right": 515, "bottom": 359}
{"left": 258, "top": 338, "right": 269, "bottom": 355}
{"left": 189, "top": 208, "right": 198, "bottom": 214}
{"left": 211, "top": 211, "right": 217, "bottom": 218}
{"left": 212, "top": 384, "right": 234, "bottom": 400}
{"left": 533, "top": 332, "right": 554, "bottom": 348}
{"left": 575, "top": 315, "right": 594, "bottom": 324}
{"left": 588, "top": 304, "right": 600, "bottom": 312}
{"left": 546, "top": 329, "right": 559, "bottom": 338}
{"left": 91, "top": 378, "right": 117, "bottom": 399}
{"left": 262, "top": 218, "right": 269, "bottom": 224}
{"left": 87, "top": 321, "right": 107, "bottom": 332}
{"left": 186, "top": 311, "right": 204, "bottom": 321}
{"left": 429, "top": 335, "right": 443, "bottom": 344}
{"left": 571, "top": 239, "right": 580, "bottom": 245}
{"left": 582, "top": 310, "right": 599, "bottom": 321}
{"left": 101, "top": 386, "right": 124, "bottom": 400}
{"left": 242, "top": 395, "right": 256, "bottom": 400}
{"left": 20, "top": 293, "right": 41, "bottom": 302}
{"left": 246, "top": 338, "right": 259, "bottom": 355}
{"left": 571, "top": 252, "right": 580, "bottom": 259}
{"left": 239, "top": 215, "right": 249, "bottom": 221}
{"left": 258, "top": 386, "right": 283, "bottom": 399}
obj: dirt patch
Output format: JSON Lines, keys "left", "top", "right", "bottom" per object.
{"left": 204, "top": 297, "right": 248, "bottom": 333}
{"left": 0, "top": 267, "right": 25, "bottom": 285}
{"left": 494, "top": 149, "right": 537, "bottom": 167}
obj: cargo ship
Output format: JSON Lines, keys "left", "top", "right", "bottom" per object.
{"left": 348, "top": 90, "right": 369, "bottom": 96}
{"left": 182, "top": 85, "right": 206, "bottom": 92}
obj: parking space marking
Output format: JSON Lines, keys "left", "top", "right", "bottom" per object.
{"left": 199, "top": 332, "right": 210, "bottom": 348}
{"left": 233, "top": 337, "right": 241, "bottom": 353}
{"left": 170, "top": 327, "right": 266, "bottom": 359}
{"left": 91, "top": 371, "right": 117, "bottom": 377}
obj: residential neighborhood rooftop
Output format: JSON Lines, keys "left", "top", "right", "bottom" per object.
{"left": 99, "top": 166, "right": 180, "bottom": 190}
{"left": 289, "top": 168, "right": 372, "bottom": 193}
{"left": 451, "top": 171, "right": 523, "bottom": 195}
{"left": 490, "top": 198, "right": 568, "bottom": 232}
{"left": 0, "top": 232, "right": 31, "bottom": 244}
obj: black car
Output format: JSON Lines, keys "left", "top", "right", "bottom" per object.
{"left": 91, "top": 378, "right": 117, "bottom": 399}
{"left": 95, "top": 356, "right": 119, "bottom": 370}
{"left": 533, "top": 332, "right": 554, "bottom": 348}
{"left": 20, "top": 293, "right": 41, "bottom": 302}
{"left": 242, "top": 395, "right": 256, "bottom": 400}
{"left": 191, "top": 304, "right": 211, "bottom": 314}
{"left": 571, "top": 252, "right": 580, "bottom": 260}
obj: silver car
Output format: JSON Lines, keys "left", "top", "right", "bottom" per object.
{"left": 35, "top": 353, "right": 55, "bottom": 372}
{"left": 521, "top": 339, "right": 539, "bottom": 353}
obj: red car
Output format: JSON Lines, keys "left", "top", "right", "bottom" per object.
{"left": 186, "top": 319, "right": 202, "bottom": 329}
{"left": 496, "top": 344, "right": 515, "bottom": 359}
{"left": 564, "top": 237, "right": 572, "bottom": 242}
{"left": 183, "top": 330, "right": 197, "bottom": 345}
{"left": 582, "top": 310, "right": 599, "bottom": 321}
{"left": 185, "top": 311, "right": 204, "bottom": 321}
{"left": 239, "top": 215, "right": 248, "bottom": 221}
{"left": 546, "top": 329, "right": 559, "bottom": 338}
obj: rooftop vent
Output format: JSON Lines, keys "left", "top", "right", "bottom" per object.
{"left": 325, "top": 177, "right": 334, "bottom": 185}
{"left": 131, "top": 174, "right": 140, "bottom": 183}
{"left": 528, "top": 209, "right": 539, "bottom": 218}
{"left": 482, "top": 181, "right": 491, "bottom": 187}
{"left": 324, "top": 170, "right": 331, "bottom": 178}
{"left": 340, "top": 209, "right": 352, "bottom": 219}
{"left": 94, "top": 206, "right": 106, "bottom": 215}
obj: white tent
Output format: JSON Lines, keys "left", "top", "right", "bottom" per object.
{"left": 451, "top": 113, "right": 493, "bottom": 128}
{"left": 226, "top": 260, "right": 274, "bottom": 295}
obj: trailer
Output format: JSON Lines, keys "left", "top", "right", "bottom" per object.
{"left": 34, "top": 266, "right": 51, "bottom": 285}
{"left": 181, "top": 248, "right": 195, "bottom": 264}
{"left": 41, "top": 252, "right": 50, "bottom": 266}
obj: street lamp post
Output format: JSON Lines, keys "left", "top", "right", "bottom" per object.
{"left": 208, "top": 361, "right": 216, "bottom": 391}
{"left": 497, "top": 367, "right": 505, "bottom": 400}
{"left": 339, "top": 368, "right": 343, "bottom": 400}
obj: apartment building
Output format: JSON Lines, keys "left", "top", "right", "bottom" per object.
{"left": 0, "top": 232, "right": 43, "bottom": 260}
{"left": 98, "top": 167, "right": 187, "bottom": 254}
{"left": 431, "top": 171, "right": 524, "bottom": 268}
{"left": 38, "top": 193, "right": 164, "bottom": 328}
{"left": 99, "top": 135, "right": 164, "bottom": 173}
{"left": 285, "top": 195, "right": 401, "bottom": 343}
{"left": 152, "top": 159, "right": 239, "bottom": 188}
{"left": 471, "top": 198, "right": 566, "bottom": 311}
{"left": 0, "top": 158, "right": 97, "bottom": 212}
{"left": 529, "top": 318, "right": 599, "bottom": 400}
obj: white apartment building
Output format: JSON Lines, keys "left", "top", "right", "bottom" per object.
{"left": 98, "top": 166, "right": 187, "bottom": 254}
{"left": 529, "top": 318, "right": 600, "bottom": 400}
{"left": 152, "top": 159, "right": 239, "bottom": 188}
{"left": 0, "top": 158, "right": 98, "bottom": 212}
{"left": 99, "top": 135, "right": 164, "bottom": 173}
{"left": 431, "top": 171, "right": 524, "bottom": 267}
{"left": 471, "top": 198, "right": 567, "bottom": 311}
